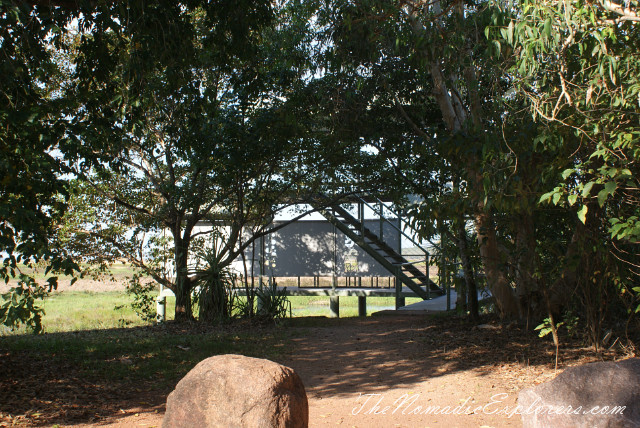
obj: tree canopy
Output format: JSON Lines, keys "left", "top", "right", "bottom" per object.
{"left": 1, "top": 0, "right": 638, "bottom": 345}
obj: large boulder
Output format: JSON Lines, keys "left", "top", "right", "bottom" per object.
{"left": 163, "top": 354, "right": 308, "bottom": 428}
{"left": 518, "top": 358, "right": 640, "bottom": 428}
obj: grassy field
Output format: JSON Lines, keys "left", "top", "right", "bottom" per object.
{"left": 42, "top": 292, "right": 146, "bottom": 330}
{"left": 0, "top": 320, "right": 292, "bottom": 392}
{"left": 0, "top": 290, "right": 417, "bottom": 399}
{"left": 5, "top": 263, "right": 139, "bottom": 282}
{"left": 0, "top": 291, "right": 422, "bottom": 335}
{"left": 0, "top": 290, "right": 298, "bottom": 399}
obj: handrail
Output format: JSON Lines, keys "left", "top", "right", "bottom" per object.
{"left": 352, "top": 193, "right": 432, "bottom": 257}
{"left": 392, "top": 260, "right": 424, "bottom": 266}
{"left": 335, "top": 175, "right": 434, "bottom": 256}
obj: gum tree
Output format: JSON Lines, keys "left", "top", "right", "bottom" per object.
{"left": 0, "top": 1, "right": 81, "bottom": 332}
{"left": 314, "top": 0, "right": 531, "bottom": 319}
{"left": 61, "top": 0, "right": 331, "bottom": 321}
{"left": 505, "top": 0, "right": 640, "bottom": 344}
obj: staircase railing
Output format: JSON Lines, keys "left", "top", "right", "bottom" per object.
{"left": 351, "top": 193, "right": 431, "bottom": 265}
{"left": 336, "top": 174, "right": 434, "bottom": 259}
{"left": 312, "top": 193, "right": 443, "bottom": 300}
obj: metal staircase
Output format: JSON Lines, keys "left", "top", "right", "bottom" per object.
{"left": 312, "top": 194, "right": 444, "bottom": 300}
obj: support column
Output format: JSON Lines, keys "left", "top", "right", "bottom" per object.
{"left": 397, "top": 209, "right": 404, "bottom": 305}
{"left": 251, "top": 240, "right": 256, "bottom": 289}
{"left": 332, "top": 210, "right": 337, "bottom": 290}
{"left": 446, "top": 267, "right": 452, "bottom": 311}
{"left": 358, "top": 296, "right": 367, "bottom": 317}
{"left": 379, "top": 202, "right": 384, "bottom": 240}
{"left": 397, "top": 208, "right": 402, "bottom": 256}
{"left": 330, "top": 296, "right": 340, "bottom": 318}
{"left": 395, "top": 274, "right": 405, "bottom": 309}
{"left": 260, "top": 235, "right": 265, "bottom": 287}
{"left": 397, "top": 295, "right": 406, "bottom": 308}
{"left": 426, "top": 253, "right": 430, "bottom": 299}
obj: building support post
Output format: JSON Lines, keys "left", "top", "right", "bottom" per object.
{"left": 395, "top": 268, "right": 405, "bottom": 309}
{"left": 358, "top": 296, "right": 367, "bottom": 317}
{"left": 260, "top": 235, "right": 265, "bottom": 287}
{"left": 330, "top": 296, "right": 340, "bottom": 318}
{"left": 379, "top": 202, "right": 384, "bottom": 240}
{"left": 426, "top": 253, "right": 430, "bottom": 299}
{"left": 332, "top": 208, "right": 337, "bottom": 290}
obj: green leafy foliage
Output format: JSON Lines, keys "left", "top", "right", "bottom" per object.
{"left": 194, "top": 249, "right": 240, "bottom": 323}
{"left": 53, "top": 0, "right": 330, "bottom": 322}
{"left": 255, "top": 281, "right": 292, "bottom": 323}
{"left": 535, "top": 317, "right": 563, "bottom": 338}
{"left": 493, "top": 0, "right": 640, "bottom": 343}
{"left": 125, "top": 272, "right": 158, "bottom": 324}
{"left": 507, "top": 0, "right": 640, "bottom": 243}
{"left": 0, "top": 276, "right": 47, "bottom": 334}
{"left": 0, "top": 0, "right": 81, "bottom": 331}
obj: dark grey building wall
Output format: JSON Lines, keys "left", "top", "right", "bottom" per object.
{"left": 245, "top": 220, "right": 400, "bottom": 277}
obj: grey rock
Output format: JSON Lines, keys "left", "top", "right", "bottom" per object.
{"left": 163, "top": 354, "right": 308, "bottom": 428}
{"left": 519, "top": 358, "right": 640, "bottom": 428}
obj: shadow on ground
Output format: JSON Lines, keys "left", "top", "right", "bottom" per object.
{"left": 280, "top": 315, "right": 599, "bottom": 399}
{"left": 0, "top": 314, "right": 617, "bottom": 426}
{"left": 0, "top": 346, "right": 165, "bottom": 426}
{"left": 0, "top": 322, "right": 285, "bottom": 427}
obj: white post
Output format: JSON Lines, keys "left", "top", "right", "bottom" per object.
{"left": 156, "top": 295, "right": 166, "bottom": 323}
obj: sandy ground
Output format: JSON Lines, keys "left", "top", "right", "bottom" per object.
{"left": 58, "top": 315, "right": 598, "bottom": 428}
{"left": 2, "top": 277, "right": 619, "bottom": 428}
{"left": 279, "top": 317, "right": 541, "bottom": 428}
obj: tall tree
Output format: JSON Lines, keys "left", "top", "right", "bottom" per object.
{"left": 59, "top": 0, "right": 335, "bottom": 321}
{"left": 313, "top": 0, "right": 623, "bottom": 325}
{"left": 506, "top": 0, "right": 640, "bottom": 343}
{"left": 0, "top": 1, "right": 80, "bottom": 331}
{"left": 314, "top": 0, "right": 531, "bottom": 318}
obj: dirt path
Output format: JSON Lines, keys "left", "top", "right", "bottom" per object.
{"left": 281, "top": 316, "right": 518, "bottom": 427}
{"left": 279, "top": 315, "right": 557, "bottom": 428}
{"left": 55, "top": 314, "right": 604, "bottom": 428}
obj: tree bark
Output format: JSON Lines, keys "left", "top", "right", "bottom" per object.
{"left": 173, "top": 235, "right": 193, "bottom": 321}
{"left": 456, "top": 215, "right": 480, "bottom": 322}
{"left": 475, "top": 210, "right": 521, "bottom": 319}
{"left": 547, "top": 218, "right": 587, "bottom": 315}
{"left": 515, "top": 212, "right": 538, "bottom": 322}
{"left": 405, "top": 2, "right": 520, "bottom": 319}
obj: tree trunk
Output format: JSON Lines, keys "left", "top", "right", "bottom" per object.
{"left": 407, "top": 0, "right": 520, "bottom": 320}
{"left": 475, "top": 211, "right": 520, "bottom": 319}
{"left": 456, "top": 215, "right": 480, "bottom": 322}
{"left": 515, "top": 213, "right": 539, "bottom": 323}
{"left": 456, "top": 275, "right": 467, "bottom": 313}
{"left": 547, "top": 218, "right": 586, "bottom": 314}
{"left": 173, "top": 238, "right": 193, "bottom": 321}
